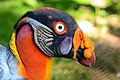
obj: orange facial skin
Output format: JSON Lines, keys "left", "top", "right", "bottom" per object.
{"left": 82, "top": 35, "right": 94, "bottom": 59}
{"left": 73, "top": 28, "right": 95, "bottom": 67}
{"left": 73, "top": 29, "right": 83, "bottom": 59}
{"left": 16, "top": 24, "right": 52, "bottom": 80}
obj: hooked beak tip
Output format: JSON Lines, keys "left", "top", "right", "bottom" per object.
{"left": 79, "top": 52, "right": 96, "bottom": 68}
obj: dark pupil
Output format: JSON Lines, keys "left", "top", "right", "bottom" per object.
{"left": 58, "top": 26, "right": 62, "bottom": 29}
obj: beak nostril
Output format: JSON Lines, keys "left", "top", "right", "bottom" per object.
{"left": 77, "top": 48, "right": 84, "bottom": 57}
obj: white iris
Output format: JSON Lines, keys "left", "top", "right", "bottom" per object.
{"left": 56, "top": 24, "right": 64, "bottom": 32}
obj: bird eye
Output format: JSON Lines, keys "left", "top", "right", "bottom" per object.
{"left": 53, "top": 21, "right": 67, "bottom": 35}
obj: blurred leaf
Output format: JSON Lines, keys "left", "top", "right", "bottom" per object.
{"left": 98, "top": 9, "right": 108, "bottom": 16}
{"left": 73, "top": 0, "right": 91, "bottom": 5}
{"left": 22, "top": 0, "right": 39, "bottom": 8}
{"left": 91, "top": 0, "right": 112, "bottom": 8}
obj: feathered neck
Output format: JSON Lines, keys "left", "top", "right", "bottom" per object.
{"left": 0, "top": 46, "right": 24, "bottom": 79}
{"left": 10, "top": 24, "right": 52, "bottom": 80}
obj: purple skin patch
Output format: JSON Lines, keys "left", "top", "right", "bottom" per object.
{"left": 60, "top": 37, "right": 72, "bottom": 55}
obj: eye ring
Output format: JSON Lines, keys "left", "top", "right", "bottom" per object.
{"left": 53, "top": 21, "right": 67, "bottom": 35}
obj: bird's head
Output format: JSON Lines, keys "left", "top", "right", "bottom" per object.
{"left": 11, "top": 7, "right": 95, "bottom": 68}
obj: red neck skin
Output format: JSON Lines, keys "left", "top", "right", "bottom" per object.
{"left": 16, "top": 24, "right": 52, "bottom": 80}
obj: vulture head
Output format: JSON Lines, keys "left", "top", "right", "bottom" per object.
{"left": 10, "top": 7, "right": 95, "bottom": 69}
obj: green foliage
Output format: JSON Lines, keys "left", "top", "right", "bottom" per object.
{"left": 51, "top": 58, "right": 92, "bottom": 80}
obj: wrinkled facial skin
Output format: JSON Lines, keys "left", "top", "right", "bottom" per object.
{"left": 15, "top": 7, "right": 95, "bottom": 68}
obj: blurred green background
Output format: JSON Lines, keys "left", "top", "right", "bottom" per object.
{"left": 0, "top": 0, "right": 120, "bottom": 80}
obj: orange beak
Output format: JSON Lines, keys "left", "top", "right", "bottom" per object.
{"left": 73, "top": 28, "right": 96, "bottom": 67}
